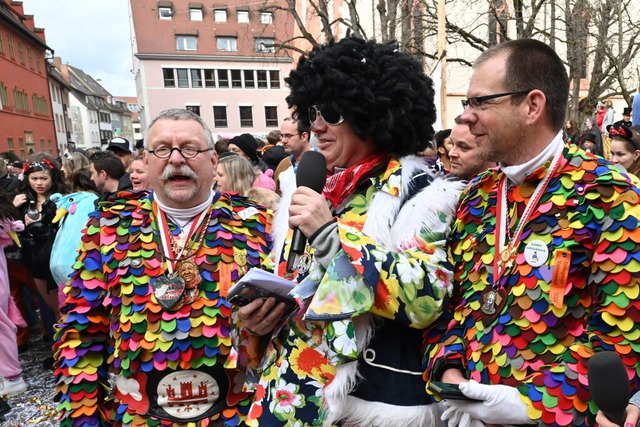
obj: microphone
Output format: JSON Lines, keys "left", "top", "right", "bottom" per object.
{"left": 588, "top": 351, "right": 630, "bottom": 427}
{"left": 286, "top": 151, "right": 327, "bottom": 273}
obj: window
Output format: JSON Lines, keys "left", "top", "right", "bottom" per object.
{"left": 231, "top": 70, "right": 242, "bottom": 88}
{"left": 217, "top": 37, "right": 237, "bottom": 52}
{"left": 0, "top": 82, "right": 9, "bottom": 108}
{"left": 36, "top": 54, "right": 42, "bottom": 73}
{"left": 8, "top": 35, "right": 14, "bottom": 59}
{"left": 159, "top": 7, "right": 173, "bottom": 19}
{"left": 163, "top": 68, "right": 175, "bottom": 87}
{"left": 7, "top": 138, "right": 14, "bottom": 153}
{"left": 17, "top": 41, "right": 24, "bottom": 64}
{"left": 27, "top": 47, "right": 34, "bottom": 69}
{"left": 214, "top": 9, "right": 227, "bottom": 22}
{"left": 190, "top": 8, "right": 203, "bottom": 21}
{"left": 257, "top": 70, "right": 268, "bottom": 88}
{"left": 213, "top": 106, "right": 228, "bottom": 127}
{"left": 0, "top": 32, "right": 4, "bottom": 54}
{"left": 186, "top": 105, "right": 200, "bottom": 116}
{"left": 204, "top": 69, "right": 216, "bottom": 88}
{"left": 237, "top": 11, "right": 249, "bottom": 23}
{"left": 191, "top": 69, "right": 202, "bottom": 88}
{"left": 265, "top": 106, "right": 278, "bottom": 127}
{"left": 239, "top": 106, "right": 253, "bottom": 127}
{"left": 176, "top": 35, "right": 197, "bottom": 51}
{"left": 18, "top": 138, "right": 25, "bottom": 159}
{"left": 269, "top": 70, "right": 280, "bottom": 88}
{"left": 255, "top": 38, "right": 275, "bottom": 53}
{"left": 40, "top": 138, "right": 45, "bottom": 151}
{"left": 217, "top": 70, "right": 229, "bottom": 88}
{"left": 260, "top": 12, "right": 273, "bottom": 24}
{"left": 244, "top": 70, "right": 255, "bottom": 88}
{"left": 176, "top": 68, "right": 189, "bottom": 88}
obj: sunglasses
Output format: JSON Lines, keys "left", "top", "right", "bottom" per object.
{"left": 308, "top": 105, "right": 344, "bottom": 126}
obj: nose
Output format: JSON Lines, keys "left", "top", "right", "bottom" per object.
{"left": 310, "top": 116, "right": 325, "bottom": 133}
{"left": 168, "top": 147, "right": 186, "bottom": 164}
{"left": 459, "top": 108, "right": 476, "bottom": 125}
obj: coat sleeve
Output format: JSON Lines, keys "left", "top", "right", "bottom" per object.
{"left": 303, "top": 178, "right": 464, "bottom": 330}
{"left": 53, "top": 209, "right": 112, "bottom": 427}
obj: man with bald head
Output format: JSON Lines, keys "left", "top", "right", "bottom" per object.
{"left": 54, "top": 108, "right": 273, "bottom": 426}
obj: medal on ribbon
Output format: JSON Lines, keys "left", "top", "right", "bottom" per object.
{"left": 152, "top": 274, "right": 186, "bottom": 310}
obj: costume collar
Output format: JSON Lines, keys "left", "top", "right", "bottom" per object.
{"left": 499, "top": 131, "right": 564, "bottom": 186}
{"left": 153, "top": 191, "right": 214, "bottom": 228}
{"left": 371, "top": 156, "right": 403, "bottom": 198}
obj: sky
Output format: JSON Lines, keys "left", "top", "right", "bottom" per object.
{"left": 22, "top": 0, "right": 136, "bottom": 96}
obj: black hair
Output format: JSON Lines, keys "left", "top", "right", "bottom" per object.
{"left": 434, "top": 129, "right": 452, "bottom": 149}
{"left": 18, "top": 159, "right": 67, "bottom": 200}
{"left": 285, "top": 37, "right": 437, "bottom": 156}
{"left": 89, "top": 151, "right": 125, "bottom": 180}
{"left": 476, "top": 38, "right": 569, "bottom": 132}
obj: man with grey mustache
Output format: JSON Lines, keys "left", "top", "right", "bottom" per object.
{"left": 53, "top": 108, "right": 273, "bottom": 427}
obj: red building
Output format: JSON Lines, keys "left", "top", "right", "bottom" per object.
{"left": 0, "top": 0, "right": 56, "bottom": 160}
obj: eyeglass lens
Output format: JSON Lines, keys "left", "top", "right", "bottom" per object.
{"left": 309, "top": 105, "right": 342, "bottom": 125}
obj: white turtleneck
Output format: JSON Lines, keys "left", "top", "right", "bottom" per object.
{"left": 154, "top": 191, "right": 215, "bottom": 230}
{"left": 499, "top": 131, "right": 565, "bottom": 186}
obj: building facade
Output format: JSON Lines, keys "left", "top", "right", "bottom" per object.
{"left": 129, "top": 0, "right": 297, "bottom": 140}
{"left": 48, "top": 63, "right": 72, "bottom": 153}
{"left": 0, "top": 0, "right": 56, "bottom": 160}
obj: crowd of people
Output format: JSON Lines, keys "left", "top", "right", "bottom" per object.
{"left": 1, "top": 35, "right": 640, "bottom": 427}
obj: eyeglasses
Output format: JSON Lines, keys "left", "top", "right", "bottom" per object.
{"left": 461, "top": 90, "right": 532, "bottom": 109}
{"left": 146, "top": 146, "right": 213, "bottom": 159}
{"left": 309, "top": 105, "right": 344, "bottom": 126}
{"left": 281, "top": 133, "right": 300, "bottom": 140}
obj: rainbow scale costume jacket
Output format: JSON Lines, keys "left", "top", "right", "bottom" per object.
{"left": 54, "top": 191, "right": 272, "bottom": 427}
{"left": 426, "top": 144, "right": 640, "bottom": 426}
{"left": 234, "top": 156, "right": 465, "bottom": 426}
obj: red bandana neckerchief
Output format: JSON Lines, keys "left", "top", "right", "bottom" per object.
{"left": 323, "top": 153, "right": 387, "bottom": 209}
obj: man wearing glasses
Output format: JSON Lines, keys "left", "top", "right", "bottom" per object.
{"left": 54, "top": 108, "right": 273, "bottom": 427}
{"left": 425, "top": 39, "right": 640, "bottom": 427}
{"left": 273, "top": 117, "right": 313, "bottom": 195}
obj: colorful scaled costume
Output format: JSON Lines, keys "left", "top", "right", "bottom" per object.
{"left": 54, "top": 191, "right": 272, "bottom": 427}
{"left": 426, "top": 143, "right": 640, "bottom": 426}
{"left": 234, "top": 156, "right": 465, "bottom": 426}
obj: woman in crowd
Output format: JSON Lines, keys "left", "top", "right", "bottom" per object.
{"left": 228, "top": 134, "right": 276, "bottom": 191}
{"left": 234, "top": 37, "right": 464, "bottom": 426}
{"left": 217, "top": 154, "right": 281, "bottom": 210}
{"left": 61, "top": 152, "right": 97, "bottom": 194}
{"left": 607, "top": 123, "right": 640, "bottom": 182}
{"left": 564, "top": 119, "right": 580, "bottom": 145}
{"left": 12, "top": 159, "right": 66, "bottom": 341}
{"left": 216, "top": 154, "right": 257, "bottom": 195}
{"left": 129, "top": 154, "right": 150, "bottom": 191}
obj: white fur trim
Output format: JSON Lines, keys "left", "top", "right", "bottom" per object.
{"left": 272, "top": 166, "right": 296, "bottom": 261}
{"left": 391, "top": 176, "right": 466, "bottom": 250}
{"left": 326, "top": 396, "right": 445, "bottom": 427}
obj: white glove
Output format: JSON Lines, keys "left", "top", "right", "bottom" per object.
{"left": 442, "top": 380, "right": 534, "bottom": 426}
{"left": 441, "top": 405, "right": 486, "bottom": 427}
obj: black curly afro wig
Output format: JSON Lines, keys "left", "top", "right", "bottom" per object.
{"left": 285, "top": 37, "right": 437, "bottom": 156}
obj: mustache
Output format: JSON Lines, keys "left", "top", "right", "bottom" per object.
{"left": 160, "top": 165, "right": 197, "bottom": 180}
